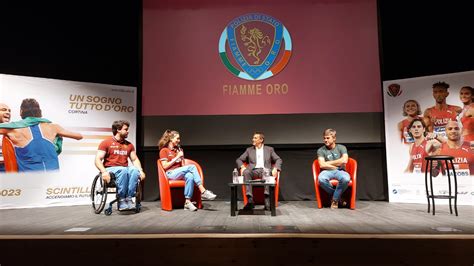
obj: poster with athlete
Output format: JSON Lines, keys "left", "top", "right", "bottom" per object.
{"left": 384, "top": 70, "right": 474, "bottom": 205}
{"left": 0, "top": 74, "right": 136, "bottom": 209}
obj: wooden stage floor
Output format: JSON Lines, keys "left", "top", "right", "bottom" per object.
{"left": 1, "top": 201, "right": 472, "bottom": 237}
{"left": 2, "top": 201, "right": 473, "bottom": 265}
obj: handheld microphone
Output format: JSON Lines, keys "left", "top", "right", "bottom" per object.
{"left": 176, "top": 144, "right": 183, "bottom": 162}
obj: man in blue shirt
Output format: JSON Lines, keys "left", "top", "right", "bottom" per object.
{"left": 317, "top": 128, "right": 350, "bottom": 209}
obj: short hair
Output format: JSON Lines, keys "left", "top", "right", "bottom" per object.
{"left": 112, "top": 120, "right": 130, "bottom": 135}
{"left": 407, "top": 118, "right": 426, "bottom": 138}
{"left": 253, "top": 131, "right": 265, "bottom": 142}
{"left": 461, "top": 86, "right": 474, "bottom": 102}
{"left": 445, "top": 120, "right": 461, "bottom": 131}
{"left": 20, "top": 98, "right": 42, "bottom": 119}
{"left": 461, "top": 86, "right": 474, "bottom": 94}
{"left": 432, "top": 81, "right": 450, "bottom": 90}
{"left": 402, "top": 99, "right": 422, "bottom": 116}
{"left": 323, "top": 128, "right": 336, "bottom": 137}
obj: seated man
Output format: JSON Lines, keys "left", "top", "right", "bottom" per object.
{"left": 95, "top": 120, "right": 146, "bottom": 210}
{"left": 236, "top": 131, "right": 282, "bottom": 210}
{"left": 317, "top": 128, "right": 350, "bottom": 209}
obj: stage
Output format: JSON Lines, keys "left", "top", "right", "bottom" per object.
{"left": 1, "top": 201, "right": 472, "bottom": 235}
{"left": 1, "top": 201, "right": 473, "bottom": 265}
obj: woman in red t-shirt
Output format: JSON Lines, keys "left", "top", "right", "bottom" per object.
{"left": 458, "top": 86, "right": 474, "bottom": 142}
{"left": 158, "top": 130, "right": 216, "bottom": 211}
{"left": 398, "top": 99, "right": 422, "bottom": 144}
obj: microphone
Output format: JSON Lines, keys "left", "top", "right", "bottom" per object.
{"left": 176, "top": 144, "right": 183, "bottom": 162}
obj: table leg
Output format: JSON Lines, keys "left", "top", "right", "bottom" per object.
{"left": 424, "top": 160, "right": 430, "bottom": 213}
{"left": 230, "top": 186, "right": 236, "bottom": 216}
{"left": 450, "top": 159, "right": 459, "bottom": 216}
{"left": 445, "top": 159, "right": 453, "bottom": 214}
{"left": 269, "top": 185, "right": 276, "bottom": 216}
{"left": 430, "top": 160, "right": 436, "bottom": 215}
{"left": 234, "top": 186, "right": 238, "bottom": 212}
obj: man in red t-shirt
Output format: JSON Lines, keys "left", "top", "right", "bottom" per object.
{"left": 423, "top": 81, "right": 462, "bottom": 137}
{"left": 434, "top": 120, "right": 474, "bottom": 176}
{"left": 405, "top": 118, "right": 443, "bottom": 173}
{"left": 95, "top": 120, "right": 146, "bottom": 210}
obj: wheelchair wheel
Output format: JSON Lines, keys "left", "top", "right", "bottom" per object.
{"left": 134, "top": 180, "right": 143, "bottom": 213}
{"left": 104, "top": 207, "right": 112, "bottom": 216}
{"left": 91, "top": 174, "right": 107, "bottom": 214}
{"left": 136, "top": 180, "right": 143, "bottom": 204}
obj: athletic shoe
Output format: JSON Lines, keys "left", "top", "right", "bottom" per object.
{"left": 184, "top": 201, "right": 197, "bottom": 211}
{"left": 126, "top": 197, "right": 136, "bottom": 209}
{"left": 118, "top": 198, "right": 128, "bottom": 211}
{"left": 243, "top": 202, "right": 254, "bottom": 210}
{"left": 201, "top": 190, "right": 217, "bottom": 200}
{"left": 243, "top": 196, "right": 254, "bottom": 210}
{"left": 339, "top": 200, "right": 348, "bottom": 208}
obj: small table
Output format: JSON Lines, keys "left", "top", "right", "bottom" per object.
{"left": 228, "top": 182, "right": 276, "bottom": 216}
{"left": 424, "top": 155, "right": 458, "bottom": 216}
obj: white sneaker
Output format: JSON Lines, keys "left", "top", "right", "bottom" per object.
{"left": 201, "top": 190, "right": 217, "bottom": 200}
{"left": 118, "top": 198, "right": 128, "bottom": 211}
{"left": 184, "top": 201, "right": 197, "bottom": 211}
{"left": 126, "top": 197, "right": 136, "bottom": 209}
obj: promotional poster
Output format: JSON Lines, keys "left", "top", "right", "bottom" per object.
{"left": 0, "top": 74, "right": 136, "bottom": 208}
{"left": 384, "top": 71, "right": 474, "bottom": 205}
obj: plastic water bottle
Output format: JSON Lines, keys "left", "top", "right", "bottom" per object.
{"left": 263, "top": 168, "right": 269, "bottom": 182}
{"left": 264, "top": 168, "right": 271, "bottom": 177}
{"left": 232, "top": 168, "right": 239, "bottom": 183}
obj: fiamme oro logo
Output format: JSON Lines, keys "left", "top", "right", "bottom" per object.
{"left": 219, "top": 13, "right": 292, "bottom": 80}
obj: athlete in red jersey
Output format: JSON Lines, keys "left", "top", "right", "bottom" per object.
{"left": 458, "top": 86, "right": 474, "bottom": 142}
{"left": 423, "top": 81, "right": 461, "bottom": 137}
{"left": 398, "top": 99, "right": 423, "bottom": 144}
{"left": 158, "top": 130, "right": 217, "bottom": 211}
{"left": 434, "top": 120, "right": 474, "bottom": 177}
{"left": 405, "top": 118, "right": 443, "bottom": 173}
{"left": 95, "top": 120, "right": 146, "bottom": 210}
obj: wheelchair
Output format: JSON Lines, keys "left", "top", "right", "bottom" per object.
{"left": 91, "top": 172, "right": 142, "bottom": 216}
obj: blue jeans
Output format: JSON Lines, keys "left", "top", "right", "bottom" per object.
{"left": 106, "top": 166, "right": 139, "bottom": 199}
{"left": 318, "top": 169, "right": 350, "bottom": 201}
{"left": 166, "top": 165, "right": 202, "bottom": 199}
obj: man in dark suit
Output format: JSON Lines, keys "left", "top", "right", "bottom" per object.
{"left": 236, "top": 132, "right": 282, "bottom": 210}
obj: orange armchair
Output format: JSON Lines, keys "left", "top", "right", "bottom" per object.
{"left": 157, "top": 158, "right": 203, "bottom": 211}
{"left": 312, "top": 158, "right": 357, "bottom": 209}
{"left": 241, "top": 163, "right": 281, "bottom": 207}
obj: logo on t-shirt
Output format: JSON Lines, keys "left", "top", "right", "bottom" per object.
{"left": 113, "top": 150, "right": 128, "bottom": 156}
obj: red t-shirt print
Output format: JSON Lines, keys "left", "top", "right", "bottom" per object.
{"left": 159, "top": 147, "right": 181, "bottom": 171}
{"left": 98, "top": 137, "right": 135, "bottom": 167}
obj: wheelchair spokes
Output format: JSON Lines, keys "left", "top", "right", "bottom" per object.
{"left": 91, "top": 174, "right": 107, "bottom": 214}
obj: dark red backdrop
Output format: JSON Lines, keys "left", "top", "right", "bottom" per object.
{"left": 143, "top": 0, "right": 381, "bottom": 115}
